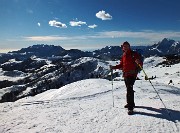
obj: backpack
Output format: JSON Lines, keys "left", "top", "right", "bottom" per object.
{"left": 131, "top": 49, "right": 144, "bottom": 73}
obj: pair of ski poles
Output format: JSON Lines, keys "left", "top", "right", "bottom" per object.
{"left": 110, "top": 64, "right": 171, "bottom": 118}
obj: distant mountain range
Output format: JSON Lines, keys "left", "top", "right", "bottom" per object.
{"left": 0, "top": 38, "right": 179, "bottom": 103}
{"left": 0, "top": 38, "right": 180, "bottom": 64}
{"left": 93, "top": 38, "right": 180, "bottom": 59}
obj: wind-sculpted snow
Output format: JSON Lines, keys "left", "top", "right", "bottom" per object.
{"left": 26, "top": 79, "right": 116, "bottom": 101}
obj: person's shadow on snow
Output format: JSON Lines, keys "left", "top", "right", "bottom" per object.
{"left": 135, "top": 106, "right": 180, "bottom": 123}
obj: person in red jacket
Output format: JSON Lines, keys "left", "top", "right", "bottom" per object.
{"left": 110, "top": 41, "right": 142, "bottom": 115}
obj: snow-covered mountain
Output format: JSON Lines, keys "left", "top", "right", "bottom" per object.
{"left": 0, "top": 38, "right": 180, "bottom": 102}
{"left": 0, "top": 44, "right": 93, "bottom": 64}
{"left": 93, "top": 38, "right": 180, "bottom": 59}
{"left": 0, "top": 56, "right": 180, "bottom": 132}
{"left": 0, "top": 38, "right": 179, "bottom": 63}
{"left": 144, "top": 38, "right": 180, "bottom": 56}
{"left": 0, "top": 56, "right": 112, "bottom": 102}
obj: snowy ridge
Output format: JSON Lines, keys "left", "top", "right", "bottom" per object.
{"left": 0, "top": 56, "right": 180, "bottom": 133}
{"left": 23, "top": 79, "right": 114, "bottom": 101}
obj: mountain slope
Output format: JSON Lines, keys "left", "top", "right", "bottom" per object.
{"left": 0, "top": 57, "right": 112, "bottom": 102}
{"left": 0, "top": 57, "right": 180, "bottom": 133}
{"left": 0, "top": 38, "right": 180, "bottom": 103}
{"left": 144, "top": 38, "right": 180, "bottom": 56}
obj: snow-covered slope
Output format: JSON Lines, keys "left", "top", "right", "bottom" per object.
{"left": 0, "top": 57, "right": 111, "bottom": 102}
{"left": 0, "top": 57, "right": 180, "bottom": 133}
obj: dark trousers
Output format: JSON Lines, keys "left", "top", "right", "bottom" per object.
{"left": 124, "top": 77, "right": 136, "bottom": 110}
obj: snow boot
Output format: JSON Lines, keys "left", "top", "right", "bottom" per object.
{"left": 124, "top": 104, "right": 129, "bottom": 108}
{"left": 128, "top": 110, "right": 134, "bottom": 115}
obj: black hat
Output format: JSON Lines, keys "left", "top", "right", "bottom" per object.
{"left": 121, "top": 41, "right": 130, "bottom": 48}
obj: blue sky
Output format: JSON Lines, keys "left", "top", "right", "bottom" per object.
{"left": 1, "top": 0, "right": 180, "bottom": 52}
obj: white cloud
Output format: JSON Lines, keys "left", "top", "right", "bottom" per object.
{"left": 96, "top": 10, "right": 112, "bottom": 20}
{"left": 23, "top": 30, "right": 180, "bottom": 45}
{"left": 24, "top": 36, "right": 69, "bottom": 41}
{"left": 49, "top": 20, "right": 67, "bottom": 28}
{"left": 95, "top": 30, "right": 180, "bottom": 43}
{"left": 69, "top": 21, "right": 87, "bottom": 27}
{"left": 88, "top": 24, "right": 97, "bottom": 29}
{"left": 23, "top": 35, "right": 91, "bottom": 42}
{"left": 37, "top": 23, "right": 41, "bottom": 27}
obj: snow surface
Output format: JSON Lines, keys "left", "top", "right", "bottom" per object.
{"left": 0, "top": 56, "right": 180, "bottom": 133}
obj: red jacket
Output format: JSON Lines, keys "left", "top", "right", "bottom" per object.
{"left": 113, "top": 49, "right": 142, "bottom": 77}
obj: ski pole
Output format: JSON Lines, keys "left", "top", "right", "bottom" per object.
{"left": 137, "top": 63, "right": 171, "bottom": 117}
{"left": 110, "top": 68, "right": 115, "bottom": 107}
